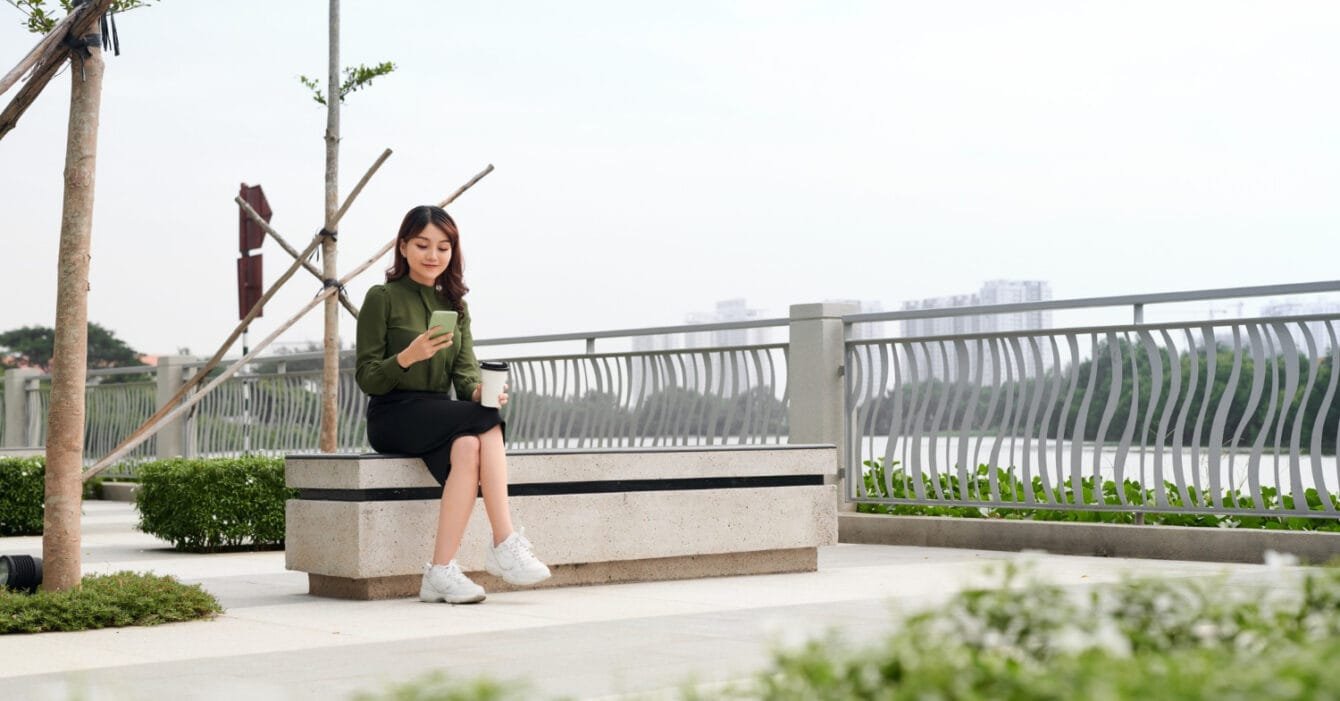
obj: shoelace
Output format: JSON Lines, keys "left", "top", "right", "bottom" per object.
{"left": 503, "top": 531, "right": 535, "bottom": 561}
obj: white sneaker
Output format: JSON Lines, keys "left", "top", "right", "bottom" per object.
{"left": 420, "top": 560, "right": 486, "bottom": 604}
{"left": 486, "top": 529, "right": 552, "bottom": 586}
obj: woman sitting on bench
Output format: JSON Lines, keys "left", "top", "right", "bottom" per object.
{"left": 355, "top": 204, "right": 550, "bottom": 604}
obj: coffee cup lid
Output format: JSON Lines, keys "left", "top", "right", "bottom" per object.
{"left": 480, "top": 360, "right": 509, "bottom": 371}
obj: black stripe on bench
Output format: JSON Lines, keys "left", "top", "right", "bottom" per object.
{"left": 297, "top": 474, "right": 824, "bottom": 502}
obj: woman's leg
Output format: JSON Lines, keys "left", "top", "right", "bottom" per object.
{"left": 477, "top": 425, "right": 515, "bottom": 546}
{"left": 432, "top": 435, "right": 482, "bottom": 565}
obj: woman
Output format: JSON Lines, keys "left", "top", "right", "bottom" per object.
{"left": 356, "top": 205, "right": 550, "bottom": 604}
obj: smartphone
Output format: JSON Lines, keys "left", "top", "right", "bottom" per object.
{"left": 428, "top": 310, "right": 458, "bottom": 338}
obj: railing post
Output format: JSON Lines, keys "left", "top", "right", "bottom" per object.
{"left": 155, "top": 356, "right": 192, "bottom": 459}
{"left": 788, "top": 302, "right": 858, "bottom": 508}
{"left": 3, "top": 368, "right": 41, "bottom": 448}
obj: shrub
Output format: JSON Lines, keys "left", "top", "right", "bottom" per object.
{"left": 136, "top": 456, "right": 295, "bottom": 552}
{"left": 0, "top": 456, "right": 44, "bottom": 536}
{"left": 0, "top": 571, "right": 221, "bottom": 634}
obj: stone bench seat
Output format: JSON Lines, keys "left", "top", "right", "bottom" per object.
{"left": 285, "top": 445, "right": 838, "bottom": 599}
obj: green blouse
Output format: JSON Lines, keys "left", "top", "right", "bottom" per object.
{"left": 355, "top": 276, "right": 482, "bottom": 398}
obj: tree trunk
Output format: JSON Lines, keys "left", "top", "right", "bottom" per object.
{"left": 43, "top": 42, "right": 104, "bottom": 592}
{"left": 320, "top": 0, "right": 340, "bottom": 453}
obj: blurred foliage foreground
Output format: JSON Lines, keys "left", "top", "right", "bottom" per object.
{"left": 357, "top": 561, "right": 1340, "bottom": 701}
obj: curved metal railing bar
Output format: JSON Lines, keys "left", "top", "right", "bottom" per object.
{"left": 846, "top": 314, "right": 1340, "bottom": 519}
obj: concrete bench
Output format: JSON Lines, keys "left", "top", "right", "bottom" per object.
{"left": 285, "top": 445, "right": 838, "bottom": 599}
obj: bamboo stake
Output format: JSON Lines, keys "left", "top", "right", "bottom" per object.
{"left": 0, "top": 0, "right": 116, "bottom": 141}
{"left": 0, "top": 51, "right": 62, "bottom": 140}
{"left": 0, "top": 11, "right": 76, "bottom": 97}
{"left": 85, "top": 232, "right": 325, "bottom": 467}
{"left": 85, "top": 252, "right": 373, "bottom": 476}
{"left": 439, "top": 164, "right": 494, "bottom": 207}
{"left": 335, "top": 147, "right": 392, "bottom": 224}
{"left": 82, "top": 165, "right": 495, "bottom": 479}
{"left": 82, "top": 148, "right": 394, "bottom": 477}
{"left": 237, "top": 196, "right": 359, "bottom": 317}
{"left": 234, "top": 146, "right": 390, "bottom": 318}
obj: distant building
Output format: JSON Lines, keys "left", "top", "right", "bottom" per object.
{"left": 899, "top": 281, "right": 1054, "bottom": 382}
{"left": 630, "top": 299, "right": 777, "bottom": 401}
{"left": 1258, "top": 298, "right": 1340, "bottom": 354}
{"left": 825, "top": 299, "right": 887, "bottom": 341}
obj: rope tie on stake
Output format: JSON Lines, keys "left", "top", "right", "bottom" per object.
{"left": 100, "top": 7, "right": 120, "bottom": 56}
{"left": 313, "top": 227, "right": 337, "bottom": 261}
{"left": 320, "top": 278, "right": 345, "bottom": 296}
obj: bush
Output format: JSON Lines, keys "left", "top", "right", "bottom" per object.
{"left": 0, "top": 571, "right": 221, "bottom": 634}
{"left": 0, "top": 456, "right": 44, "bottom": 536}
{"left": 136, "top": 456, "right": 295, "bottom": 552}
{"left": 709, "top": 562, "right": 1340, "bottom": 700}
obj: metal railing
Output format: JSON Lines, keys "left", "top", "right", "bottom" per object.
{"left": 160, "top": 315, "right": 793, "bottom": 459}
{"left": 500, "top": 344, "right": 788, "bottom": 450}
{"left": 182, "top": 354, "right": 370, "bottom": 458}
{"left": 14, "top": 366, "right": 157, "bottom": 472}
{"left": 845, "top": 281, "right": 1340, "bottom": 520}
{"left": 7, "top": 278, "right": 1338, "bottom": 526}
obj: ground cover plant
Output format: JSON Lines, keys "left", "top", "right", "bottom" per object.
{"left": 705, "top": 560, "right": 1340, "bottom": 700}
{"left": 0, "top": 571, "right": 221, "bottom": 634}
{"left": 136, "top": 456, "right": 294, "bottom": 551}
{"left": 859, "top": 459, "right": 1340, "bottom": 531}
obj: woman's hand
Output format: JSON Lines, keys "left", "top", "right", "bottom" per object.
{"left": 472, "top": 382, "right": 509, "bottom": 407}
{"left": 396, "top": 329, "right": 453, "bottom": 368}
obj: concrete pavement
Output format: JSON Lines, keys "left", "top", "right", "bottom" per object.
{"left": 0, "top": 501, "right": 1288, "bottom": 700}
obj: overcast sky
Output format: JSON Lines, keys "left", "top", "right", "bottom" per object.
{"left": 1, "top": 1, "right": 1337, "bottom": 358}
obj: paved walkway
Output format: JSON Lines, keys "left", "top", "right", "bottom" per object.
{"left": 1, "top": 501, "right": 1287, "bottom": 700}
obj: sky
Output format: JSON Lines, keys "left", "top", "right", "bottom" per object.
{"left": 1, "top": 1, "right": 1338, "bottom": 358}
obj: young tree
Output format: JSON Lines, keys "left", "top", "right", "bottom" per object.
{"left": 4, "top": 0, "right": 151, "bottom": 591}
{"left": 297, "top": 0, "right": 393, "bottom": 453}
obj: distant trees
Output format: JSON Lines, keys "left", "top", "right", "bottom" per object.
{"left": 854, "top": 339, "right": 1338, "bottom": 452}
{"left": 0, "top": 323, "right": 142, "bottom": 371}
{"left": 505, "top": 385, "right": 787, "bottom": 444}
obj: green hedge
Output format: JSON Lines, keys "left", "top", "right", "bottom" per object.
{"left": 0, "top": 457, "right": 44, "bottom": 536}
{"left": 136, "top": 456, "right": 295, "bottom": 552}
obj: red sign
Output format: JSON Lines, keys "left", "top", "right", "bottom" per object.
{"left": 237, "top": 183, "right": 270, "bottom": 320}
{"left": 238, "top": 183, "right": 271, "bottom": 253}
{"left": 237, "top": 254, "right": 263, "bottom": 320}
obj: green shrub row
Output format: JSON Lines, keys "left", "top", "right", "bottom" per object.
{"left": 860, "top": 459, "right": 1340, "bottom": 531}
{"left": 136, "top": 456, "right": 295, "bottom": 552}
{"left": 0, "top": 457, "right": 45, "bottom": 536}
{"left": 709, "top": 563, "right": 1340, "bottom": 700}
{"left": 0, "top": 571, "right": 221, "bottom": 634}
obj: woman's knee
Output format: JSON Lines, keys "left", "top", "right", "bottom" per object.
{"left": 452, "top": 435, "right": 481, "bottom": 461}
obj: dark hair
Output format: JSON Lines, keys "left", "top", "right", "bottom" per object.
{"left": 386, "top": 205, "right": 468, "bottom": 312}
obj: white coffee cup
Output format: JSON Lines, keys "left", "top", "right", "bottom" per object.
{"left": 479, "top": 361, "right": 509, "bottom": 409}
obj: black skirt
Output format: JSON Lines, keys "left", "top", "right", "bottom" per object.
{"left": 366, "top": 390, "right": 505, "bottom": 486}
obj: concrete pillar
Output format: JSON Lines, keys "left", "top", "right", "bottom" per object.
{"left": 787, "top": 302, "right": 857, "bottom": 508}
{"left": 155, "top": 356, "right": 193, "bottom": 459}
{"left": 3, "top": 368, "right": 41, "bottom": 448}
